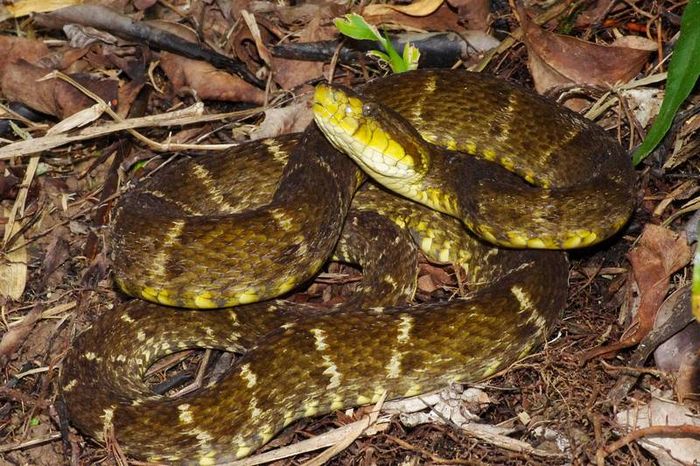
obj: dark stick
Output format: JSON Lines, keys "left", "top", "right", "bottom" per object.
{"left": 41, "top": 5, "right": 265, "bottom": 88}
{"left": 271, "top": 32, "right": 476, "bottom": 69}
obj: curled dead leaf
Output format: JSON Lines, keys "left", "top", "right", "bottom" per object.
{"left": 250, "top": 101, "right": 312, "bottom": 140}
{"left": 583, "top": 225, "right": 692, "bottom": 360}
{"left": 364, "top": 2, "right": 464, "bottom": 33}
{"left": 0, "top": 35, "right": 49, "bottom": 81}
{"left": 160, "top": 52, "right": 265, "bottom": 104}
{"left": 446, "top": 0, "right": 490, "bottom": 31}
{"left": 1, "top": 60, "right": 118, "bottom": 118}
{"left": 623, "top": 226, "right": 691, "bottom": 346}
{"left": 364, "top": 0, "right": 444, "bottom": 17}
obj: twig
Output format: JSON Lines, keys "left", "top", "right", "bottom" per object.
{"left": 43, "top": 5, "right": 264, "bottom": 87}
{"left": 598, "top": 424, "right": 700, "bottom": 460}
{"left": 0, "top": 98, "right": 265, "bottom": 159}
{"left": 0, "top": 433, "right": 62, "bottom": 453}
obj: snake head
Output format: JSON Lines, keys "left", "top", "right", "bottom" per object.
{"left": 313, "top": 82, "right": 430, "bottom": 189}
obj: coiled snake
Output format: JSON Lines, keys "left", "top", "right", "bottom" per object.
{"left": 60, "top": 70, "right": 635, "bottom": 464}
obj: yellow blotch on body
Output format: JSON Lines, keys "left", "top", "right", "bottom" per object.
{"left": 481, "top": 359, "right": 503, "bottom": 378}
{"left": 506, "top": 232, "right": 528, "bottom": 248}
{"left": 235, "top": 446, "right": 252, "bottom": 459}
{"left": 526, "top": 238, "right": 547, "bottom": 249}
{"left": 476, "top": 225, "right": 498, "bottom": 245}
{"left": 499, "top": 156, "right": 515, "bottom": 171}
{"left": 404, "top": 383, "right": 422, "bottom": 397}
{"left": 194, "top": 292, "right": 217, "bottom": 309}
{"left": 238, "top": 290, "right": 259, "bottom": 305}
{"left": 562, "top": 236, "right": 582, "bottom": 249}
{"left": 303, "top": 401, "right": 319, "bottom": 417}
{"left": 140, "top": 286, "right": 159, "bottom": 302}
{"left": 276, "top": 277, "right": 298, "bottom": 295}
{"left": 482, "top": 148, "right": 496, "bottom": 161}
{"left": 283, "top": 410, "right": 295, "bottom": 427}
{"left": 518, "top": 341, "right": 536, "bottom": 359}
{"left": 178, "top": 404, "right": 193, "bottom": 424}
{"left": 330, "top": 396, "right": 345, "bottom": 411}
{"left": 156, "top": 289, "right": 177, "bottom": 307}
{"left": 438, "top": 248, "right": 450, "bottom": 263}
{"left": 581, "top": 231, "right": 598, "bottom": 246}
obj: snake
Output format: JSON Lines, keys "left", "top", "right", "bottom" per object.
{"left": 60, "top": 70, "right": 635, "bottom": 465}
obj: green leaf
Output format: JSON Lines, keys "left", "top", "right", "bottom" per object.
{"left": 367, "top": 50, "right": 392, "bottom": 64}
{"left": 632, "top": 0, "right": 700, "bottom": 165}
{"left": 333, "top": 13, "right": 419, "bottom": 74}
{"left": 402, "top": 43, "right": 421, "bottom": 71}
{"left": 334, "top": 13, "right": 382, "bottom": 42}
{"left": 383, "top": 38, "right": 408, "bottom": 73}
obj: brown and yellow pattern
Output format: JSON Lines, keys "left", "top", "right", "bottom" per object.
{"left": 60, "top": 70, "right": 634, "bottom": 465}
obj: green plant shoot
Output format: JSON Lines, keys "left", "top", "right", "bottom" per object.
{"left": 334, "top": 13, "right": 420, "bottom": 73}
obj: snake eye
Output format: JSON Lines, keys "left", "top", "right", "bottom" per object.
{"left": 362, "top": 103, "right": 379, "bottom": 117}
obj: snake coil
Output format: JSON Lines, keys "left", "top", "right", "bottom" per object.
{"left": 61, "top": 70, "right": 634, "bottom": 464}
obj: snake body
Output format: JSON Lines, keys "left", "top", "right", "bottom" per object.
{"left": 60, "top": 70, "right": 634, "bottom": 464}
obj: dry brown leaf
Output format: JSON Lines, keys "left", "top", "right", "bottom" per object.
{"left": 653, "top": 180, "right": 700, "bottom": 217}
{"left": 517, "top": 5, "right": 654, "bottom": 94}
{"left": 626, "top": 225, "right": 692, "bottom": 340}
{"left": 0, "top": 306, "right": 41, "bottom": 364}
{"left": 152, "top": 22, "right": 265, "bottom": 105}
{"left": 608, "top": 226, "right": 691, "bottom": 358}
{"left": 615, "top": 396, "right": 700, "bottom": 465}
{"left": 574, "top": 0, "right": 614, "bottom": 28}
{"left": 0, "top": 207, "right": 27, "bottom": 301}
{"left": 364, "top": 0, "right": 444, "bottom": 17}
{"left": 621, "top": 87, "right": 664, "bottom": 128}
{"left": 446, "top": 0, "right": 490, "bottom": 31}
{"left": 250, "top": 1, "right": 344, "bottom": 26}
{"left": 653, "top": 286, "right": 698, "bottom": 373}
{"left": 417, "top": 274, "right": 438, "bottom": 293}
{"left": 583, "top": 226, "right": 692, "bottom": 360}
{"left": 1, "top": 60, "right": 118, "bottom": 118}
{"left": 418, "top": 263, "right": 454, "bottom": 292}
{"left": 250, "top": 101, "right": 312, "bottom": 140}
{"left": 270, "top": 10, "right": 337, "bottom": 90}
{"left": 0, "top": 36, "right": 49, "bottom": 82}
{"left": 160, "top": 52, "right": 265, "bottom": 104}
{"left": 364, "top": 2, "right": 464, "bottom": 32}
{"left": 0, "top": 0, "right": 81, "bottom": 21}
{"left": 611, "top": 36, "right": 658, "bottom": 51}
{"left": 241, "top": 10, "right": 272, "bottom": 68}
